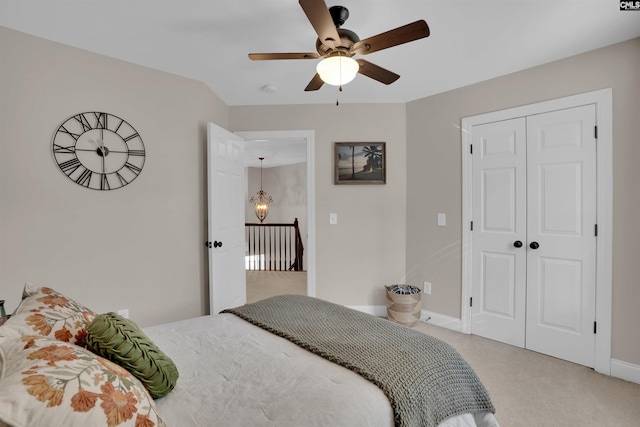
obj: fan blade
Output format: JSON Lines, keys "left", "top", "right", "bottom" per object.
{"left": 304, "top": 73, "right": 324, "bottom": 91}
{"left": 352, "top": 20, "right": 430, "bottom": 55}
{"left": 249, "top": 52, "right": 320, "bottom": 60}
{"left": 356, "top": 59, "right": 400, "bottom": 85}
{"left": 299, "top": 0, "right": 341, "bottom": 49}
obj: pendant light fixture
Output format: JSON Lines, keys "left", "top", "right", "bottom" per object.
{"left": 249, "top": 157, "right": 273, "bottom": 223}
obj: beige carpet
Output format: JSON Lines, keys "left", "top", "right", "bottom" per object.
{"left": 413, "top": 322, "right": 640, "bottom": 426}
{"left": 246, "top": 271, "right": 306, "bottom": 304}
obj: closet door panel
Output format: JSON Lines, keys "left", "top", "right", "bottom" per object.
{"left": 525, "top": 105, "right": 597, "bottom": 367}
{"left": 471, "top": 118, "right": 527, "bottom": 347}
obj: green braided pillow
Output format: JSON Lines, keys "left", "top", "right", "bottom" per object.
{"left": 85, "top": 312, "right": 179, "bottom": 399}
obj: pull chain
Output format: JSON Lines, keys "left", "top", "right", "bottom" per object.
{"left": 336, "top": 55, "right": 343, "bottom": 106}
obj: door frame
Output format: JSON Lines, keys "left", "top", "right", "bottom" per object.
{"left": 235, "top": 130, "right": 316, "bottom": 297}
{"left": 460, "top": 89, "right": 612, "bottom": 375}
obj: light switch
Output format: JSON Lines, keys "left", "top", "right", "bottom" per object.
{"left": 330, "top": 213, "right": 338, "bottom": 225}
{"left": 437, "top": 213, "right": 446, "bottom": 226}
{"left": 423, "top": 282, "right": 432, "bottom": 295}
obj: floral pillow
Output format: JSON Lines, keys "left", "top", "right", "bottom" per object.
{"left": 0, "top": 283, "right": 95, "bottom": 347}
{"left": 0, "top": 335, "right": 166, "bottom": 427}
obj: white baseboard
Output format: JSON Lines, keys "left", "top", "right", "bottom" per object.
{"left": 347, "top": 305, "right": 387, "bottom": 317}
{"left": 420, "top": 310, "right": 463, "bottom": 331}
{"left": 347, "top": 306, "right": 462, "bottom": 331}
{"left": 611, "top": 359, "right": 640, "bottom": 385}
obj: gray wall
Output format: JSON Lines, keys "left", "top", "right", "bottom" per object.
{"left": 230, "top": 104, "right": 408, "bottom": 307}
{"left": 405, "top": 37, "right": 640, "bottom": 365}
{"left": 0, "top": 27, "right": 228, "bottom": 327}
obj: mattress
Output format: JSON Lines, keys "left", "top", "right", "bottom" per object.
{"left": 145, "top": 314, "right": 499, "bottom": 427}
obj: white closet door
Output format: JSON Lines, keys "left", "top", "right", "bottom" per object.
{"left": 471, "top": 118, "right": 528, "bottom": 347}
{"left": 525, "top": 105, "right": 597, "bottom": 367}
{"left": 470, "top": 105, "right": 597, "bottom": 367}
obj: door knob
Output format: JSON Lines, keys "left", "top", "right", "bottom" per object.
{"left": 513, "top": 240, "right": 523, "bottom": 248}
{"left": 529, "top": 241, "right": 540, "bottom": 250}
{"left": 213, "top": 241, "right": 223, "bottom": 248}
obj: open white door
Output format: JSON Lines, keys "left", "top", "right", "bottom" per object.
{"left": 207, "top": 123, "right": 246, "bottom": 314}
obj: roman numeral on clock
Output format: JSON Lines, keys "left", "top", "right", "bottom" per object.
{"left": 101, "top": 174, "right": 110, "bottom": 190}
{"left": 59, "top": 158, "right": 81, "bottom": 175}
{"left": 94, "top": 112, "right": 107, "bottom": 129}
{"left": 123, "top": 133, "right": 140, "bottom": 142}
{"left": 57, "top": 125, "right": 81, "bottom": 141}
{"left": 124, "top": 162, "right": 142, "bottom": 175}
{"left": 76, "top": 168, "right": 92, "bottom": 187}
{"left": 53, "top": 144, "right": 75, "bottom": 154}
{"left": 116, "top": 171, "right": 129, "bottom": 186}
{"left": 73, "top": 114, "right": 93, "bottom": 132}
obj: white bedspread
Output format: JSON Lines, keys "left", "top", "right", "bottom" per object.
{"left": 144, "top": 314, "right": 499, "bottom": 427}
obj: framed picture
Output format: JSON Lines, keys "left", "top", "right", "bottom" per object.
{"left": 334, "top": 142, "right": 386, "bottom": 185}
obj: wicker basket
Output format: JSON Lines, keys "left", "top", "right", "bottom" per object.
{"left": 385, "top": 285, "right": 422, "bottom": 327}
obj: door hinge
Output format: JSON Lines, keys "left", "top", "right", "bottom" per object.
{"left": 470, "top": 221, "right": 474, "bottom": 231}
{"left": 470, "top": 144, "right": 473, "bottom": 154}
{"left": 594, "top": 321, "right": 597, "bottom": 334}
{"left": 470, "top": 297, "right": 473, "bottom": 307}
{"left": 595, "top": 224, "right": 598, "bottom": 237}
{"left": 594, "top": 126, "right": 598, "bottom": 139}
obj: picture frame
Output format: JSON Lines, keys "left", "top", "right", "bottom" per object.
{"left": 334, "top": 142, "right": 386, "bottom": 185}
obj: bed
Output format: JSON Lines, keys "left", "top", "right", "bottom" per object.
{"left": 0, "top": 284, "right": 499, "bottom": 427}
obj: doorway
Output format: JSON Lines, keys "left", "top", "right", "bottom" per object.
{"left": 460, "top": 89, "right": 612, "bottom": 374}
{"left": 235, "top": 130, "right": 316, "bottom": 301}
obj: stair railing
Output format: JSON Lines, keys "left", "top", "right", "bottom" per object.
{"left": 245, "top": 218, "right": 304, "bottom": 271}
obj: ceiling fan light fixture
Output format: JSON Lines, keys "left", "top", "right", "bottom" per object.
{"left": 316, "top": 55, "right": 359, "bottom": 86}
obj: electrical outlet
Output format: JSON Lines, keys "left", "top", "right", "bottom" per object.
{"left": 330, "top": 213, "right": 338, "bottom": 225}
{"left": 117, "top": 309, "right": 129, "bottom": 319}
{"left": 423, "top": 282, "right": 432, "bottom": 295}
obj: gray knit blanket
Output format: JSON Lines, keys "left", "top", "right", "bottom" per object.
{"left": 222, "top": 295, "right": 495, "bottom": 427}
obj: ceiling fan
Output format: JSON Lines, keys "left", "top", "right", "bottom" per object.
{"left": 248, "top": 0, "right": 430, "bottom": 92}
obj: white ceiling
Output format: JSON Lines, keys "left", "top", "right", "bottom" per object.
{"left": 244, "top": 138, "right": 307, "bottom": 168}
{"left": 2, "top": 1, "right": 639, "bottom": 107}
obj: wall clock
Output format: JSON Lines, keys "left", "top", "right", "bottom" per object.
{"left": 52, "top": 112, "right": 145, "bottom": 190}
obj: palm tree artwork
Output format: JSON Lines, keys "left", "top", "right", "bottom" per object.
{"left": 335, "top": 143, "right": 386, "bottom": 184}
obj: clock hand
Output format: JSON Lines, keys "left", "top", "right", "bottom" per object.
{"left": 89, "top": 135, "right": 107, "bottom": 157}
{"left": 88, "top": 137, "right": 104, "bottom": 155}
{"left": 99, "top": 129, "right": 106, "bottom": 155}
